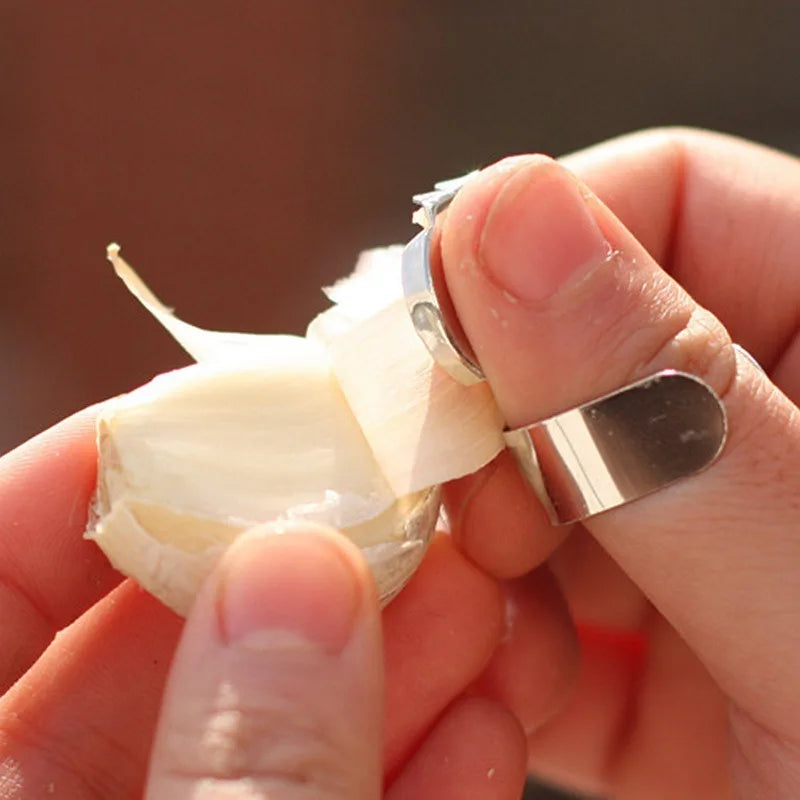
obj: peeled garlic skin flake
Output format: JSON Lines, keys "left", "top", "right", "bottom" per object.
{"left": 309, "top": 299, "right": 505, "bottom": 497}
{"left": 86, "top": 246, "right": 503, "bottom": 617}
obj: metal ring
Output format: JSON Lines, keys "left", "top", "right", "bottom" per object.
{"left": 401, "top": 172, "right": 485, "bottom": 385}
{"left": 401, "top": 176, "right": 757, "bottom": 525}
{"left": 503, "top": 371, "right": 728, "bottom": 525}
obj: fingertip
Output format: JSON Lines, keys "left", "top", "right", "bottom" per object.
{"left": 478, "top": 160, "right": 610, "bottom": 303}
{"left": 216, "top": 522, "right": 367, "bottom": 654}
{"left": 232, "top": 519, "right": 371, "bottom": 577}
{"left": 150, "top": 521, "right": 385, "bottom": 798}
{"left": 440, "top": 155, "right": 554, "bottom": 295}
{"left": 444, "top": 450, "right": 568, "bottom": 579}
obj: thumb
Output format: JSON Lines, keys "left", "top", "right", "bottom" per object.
{"left": 146, "top": 523, "right": 383, "bottom": 800}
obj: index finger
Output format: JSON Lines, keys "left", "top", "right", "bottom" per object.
{"left": 0, "top": 408, "right": 121, "bottom": 690}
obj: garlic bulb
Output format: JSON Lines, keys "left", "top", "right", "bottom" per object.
{"left": 86, "top": 246, "right": 503, "bottom": 615}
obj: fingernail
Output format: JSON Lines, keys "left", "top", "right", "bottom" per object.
{"left": 479, "top": 160, "right": 610, "bottom": 302}
{"left": 218, "top": 524, "right": 360, "bottom": 654}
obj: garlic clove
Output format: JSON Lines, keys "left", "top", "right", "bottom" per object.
{"left": 88, "top": 349, "right": 439, "bottom": 616}
{"left": 95, "top": 353, "right": 396, "bottom": 527}
{"left": 88, "top": 246, "right": 504, "bottom": 616}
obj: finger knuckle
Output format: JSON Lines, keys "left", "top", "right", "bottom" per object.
{"left": 632, "top": 304, "right": 737, "bottom": 398}
{"left": 564, "top": 258, "right": 736, "bottom": 402}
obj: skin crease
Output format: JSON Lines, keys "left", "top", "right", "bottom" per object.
{"left": 0, "top": 128, "right": 796, "bottom": 798}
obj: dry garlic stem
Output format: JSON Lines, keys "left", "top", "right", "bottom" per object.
{"left": 86, "top": 246, "right": 503, "bottom": 615}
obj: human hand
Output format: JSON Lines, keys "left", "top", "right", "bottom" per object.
{"left": 439, "top": 129, "right": 800, "bottom": 799}
{"left": 0, "top": 411, "right": 533, "bottom": 798}
{"left": 4, "top": 127, "right": 797, "bottom": 800}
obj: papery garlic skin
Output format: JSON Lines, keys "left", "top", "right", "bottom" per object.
{"left": 309, "top": 299, "right": 504, "bottom": 497}
{"left": 87, "top": 246, "right": 503, "bottom": 616}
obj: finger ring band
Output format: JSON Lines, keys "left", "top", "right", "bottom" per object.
{"left": 503, "top": 371, "right": 727, "bottom": 524}
{"left": 401, "top": 174, "right": 761, "bottom": 524}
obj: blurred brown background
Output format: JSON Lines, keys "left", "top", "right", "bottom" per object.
{"left": 1, "top": 2, "right": 797, "bottom": 798}
{"left": 2, "top": 1, "right": 798, "bottom": 456}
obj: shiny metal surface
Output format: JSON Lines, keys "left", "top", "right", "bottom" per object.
{"left": 402, "top": 172, "right": 485, "bottom": 385}
{"left": 504, "top": 371, "right": 728, "bottom": 525}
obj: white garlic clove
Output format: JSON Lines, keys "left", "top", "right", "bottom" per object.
{"left": 87, "top": 342, "right": 409, "bottom": 616}
{"left": 88, "top": 246, "right": 504, "bottom": 616}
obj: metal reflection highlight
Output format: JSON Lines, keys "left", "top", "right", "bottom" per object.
{"left": 504, "top": 371, "right": 727, "bottom": 525}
